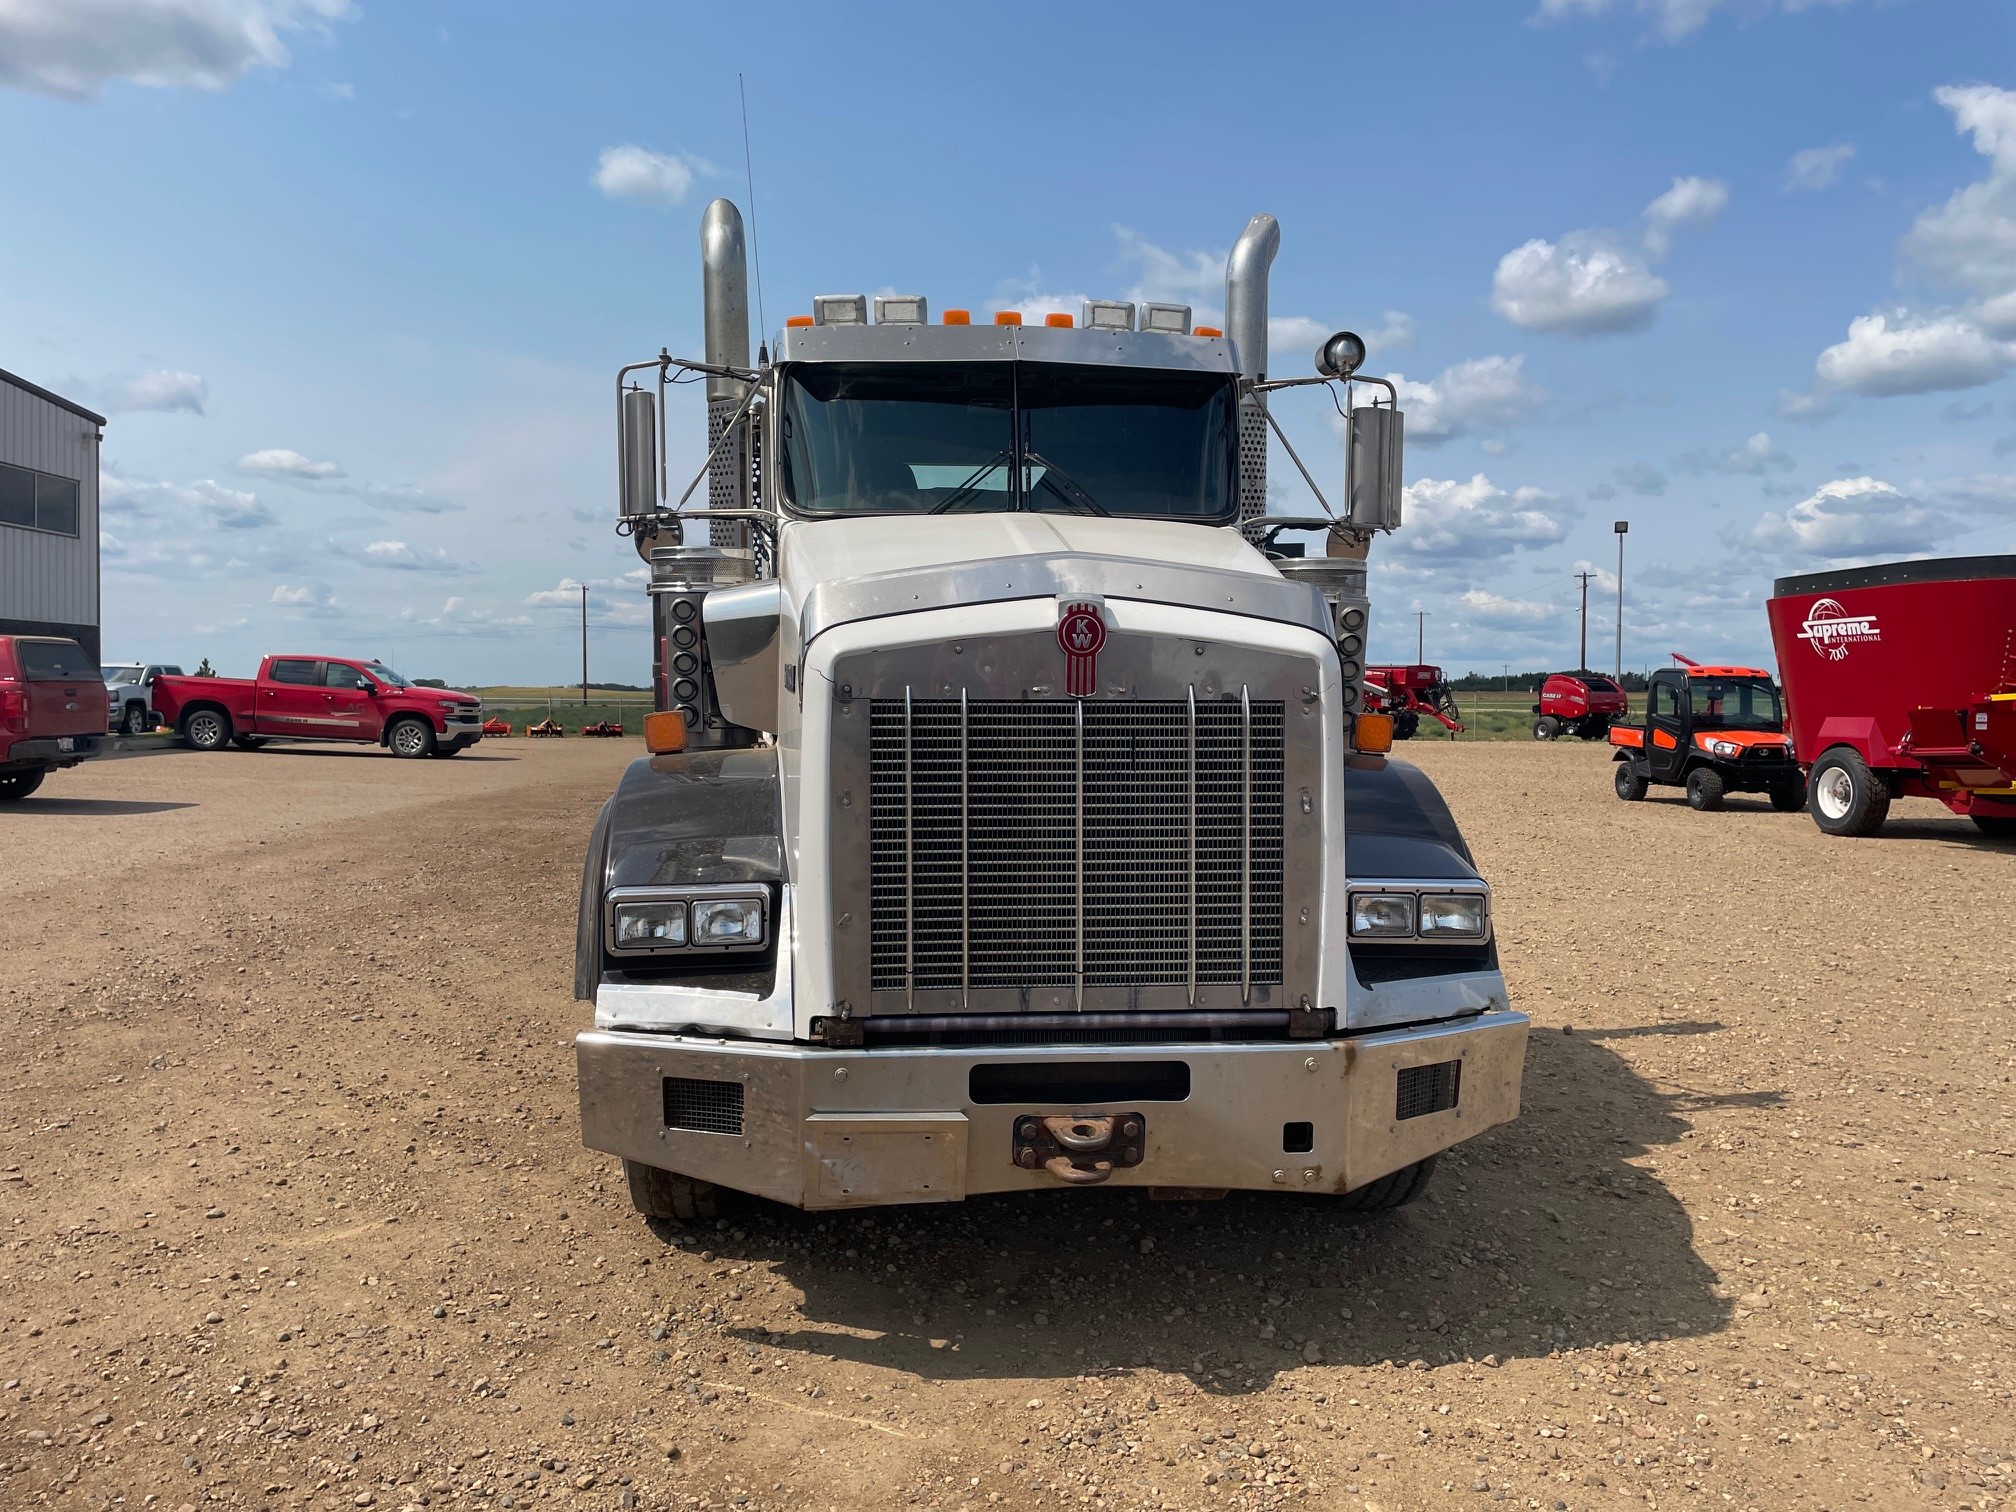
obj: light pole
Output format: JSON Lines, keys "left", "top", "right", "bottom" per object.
{"left": 1415, "top": 611, "right": 1427, "bottom": 663}
{"left": 580, "top": 583, "right": 590, "bottom": 705}
{"left": 1575, "top": 570, "right": 1595, "bottom": 672}
{"left": 1612, "top": 521, "right": 1629, "bottom": 682}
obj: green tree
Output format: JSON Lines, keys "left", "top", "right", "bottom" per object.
{"left": 195, "top": 656, "right": 215, "bottom": 677}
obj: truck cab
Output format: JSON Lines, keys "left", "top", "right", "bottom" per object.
{"left": 573, "top": 202, "right": 1527, "bottom": 1219}
{"left": 0, "top": 635, "right": 107, "bottom": 800}
{"left": 101, "top": 662, "right": 183, "bottom": 735}
{"left": 1610, "top": 661, "right": 1801, "bottom": 811}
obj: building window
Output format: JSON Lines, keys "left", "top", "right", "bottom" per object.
{"left": 0, "top": 461, "right": 82, "bottom": 537}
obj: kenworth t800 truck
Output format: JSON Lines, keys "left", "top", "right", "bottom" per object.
{"left": 574, "top": 201, "right": 1527, "bottom": 1218}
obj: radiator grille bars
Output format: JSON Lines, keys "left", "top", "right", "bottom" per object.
{"left": 869, "top": 694, "right": 1286, "bottom": 1006}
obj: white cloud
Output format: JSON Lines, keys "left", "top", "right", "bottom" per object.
{"left": 1785, "top": 143, "right": 1855, "bottom": 192}
{"left": 525, "top": 577, "right": 591, "bottom": 606}
{"left": 99, "top": 529, "right": 124, "bottom": 558}
{"left": 357, "top": 482, "right": 459, "bottom": 514}
{"left": 271, "top": 584, "right": 315, "bottom": 606}
{"left": 1774, "top": 388, "right": 1842, "bottom": 424}
{"left": 1674, "top": 431, "right": 1795, "bottom": 475}
{"left": 1814, "top": 310, "right": 2013, "bottom": 397}
{"left": 0, "top": 0, "right": 355, "bottom": 100}
{"left": 1382, "top": 355, "right": 1549, "bottom": 446}
{"left": 1389, "top": 473, "right": 1577, "bottom": 560}
{"left": 1532, "top": 0, "right": 1851, "bottom": 43}
{"left": 1903, "top": 85, "right": 2016, "bottom": 299}
{"left": 1459, "top": 589, "right": 1560, "bottom": 626}
{"left": 1613, "top": 461, "right": 1667, "bottom": 496}
{"left": 315, "top": 80, "right": 353, "bottom": 101}
{"left": 101, "top": 472, "right": 275, "bottom": 529}
{"left": 239, "top": 447, "right": 343, "bottom": 480}
{"left": 360, "top": 540, "right": 459, "bottom": 573}
{"left": 1642, "top": 175, "right": 1729, "bottom": 257}
{"left": 1114, "top": 227, "right": 1223, "bottom": 308}
{"left": 79, "top": 369, "right": 209, "bottom": 415}
{"left": 1492, "top": 234, "right": 1667, "bottom": 335}
{"left": 593, "top": 144, "right": 711, "bottom": 205}
{"left": 1743, "top": 476, "right": 1952, "bottom": 557}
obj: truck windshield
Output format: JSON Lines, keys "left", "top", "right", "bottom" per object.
{"left": 777, "top": 361, "right": 1236, "bottom": 521}
{"left": 103, "top": 666, "right": 140, "bottom": 685}
{"left": 1690, "top": 677, "right": 1781, "bottom": 730}
{"left": 362, "top": 662, "right": 411, "bottom": 688}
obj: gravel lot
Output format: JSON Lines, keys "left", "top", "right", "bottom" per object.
{"left": 4, "top": 737, "right": 2014, "bottom": 1512}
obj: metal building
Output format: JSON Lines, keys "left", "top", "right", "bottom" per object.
{"left": 0, "top": 368, "right": 103, "bottom": 660}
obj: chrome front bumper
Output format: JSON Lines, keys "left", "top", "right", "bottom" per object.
{"left": 576, "top": 1011, "right": 1528, "bottom": 1210}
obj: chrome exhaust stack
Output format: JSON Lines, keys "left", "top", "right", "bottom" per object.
{"left": 701, "top": 198, "right": 753, "bottom": 547}
{"left": 1224, "top": 214, "right": 1280, "bottom": 535}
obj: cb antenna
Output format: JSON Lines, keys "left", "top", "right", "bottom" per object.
{"left": 738, "top": 74, "right": 769, "bottom": 355}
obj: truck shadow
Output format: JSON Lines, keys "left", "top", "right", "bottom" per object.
{"left": 663, "top": 1021, "right": 1775, "bottom": 1395}
{"left": 13, "top": 798, "right": 197, "bottom": 816}
{"left": 252, "top": 748, "right": 518, "bottom": 762}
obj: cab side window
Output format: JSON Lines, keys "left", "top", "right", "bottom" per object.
{"left": 269, "top": 659, "right": 320, "bottom": 686}
{"left": 324, "top": 663, "right": 372, "bottom": 691}
{"left": 1650, "top": 681, "right": 1683, "bottom": 719}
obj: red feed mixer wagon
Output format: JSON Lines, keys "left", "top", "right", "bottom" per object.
{"left": 1767, "top": 555, "right": 2016, "bottom": 839}
{"left": 1363, "top": 664, "right": 1465, "bottom": 740}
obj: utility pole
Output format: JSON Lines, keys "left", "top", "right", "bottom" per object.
{"left": 1612, "top": 521, "right": 1629, "bottom": 682}
{"left": 1501, "top": 663, "right": 1510, "bottom": 693}
{"left": 580, "top": 583, "right": 590, "bottom": 705}
{"left": 1415, "top": 611, "right": 1427, "bottom": 663}
{"left": 1575, "top": 570, "right": 1595, "bottom": 672}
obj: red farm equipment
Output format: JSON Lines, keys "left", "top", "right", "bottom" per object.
{"left": 581, "top": 720, "right": 627, "bottom": 738}
{"left": 481, "top": 716, "right": 513, "bottom": 737}
{"left": 1364, "top": 664, "right": 1464, "bottom": 740}
{"left": 1532, "top": 670, "right": 1629, "bottom": 741}
{"left": 1767, "top": 555, "right": 2016, "bottom": 840}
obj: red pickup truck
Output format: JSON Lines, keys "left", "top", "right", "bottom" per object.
{"left": 0, "top": 635, "right": 110, "bottom": 800}
{"left": 153, "top": 655, "right": 485, "bottom": 759}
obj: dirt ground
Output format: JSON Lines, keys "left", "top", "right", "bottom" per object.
{"left": 4, "top": 737, "right": 2015, "bottom": 1512}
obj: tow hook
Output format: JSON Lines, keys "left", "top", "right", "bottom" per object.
{"left": 1013, "top": 1113, "right": 1145, "bottom": 1185}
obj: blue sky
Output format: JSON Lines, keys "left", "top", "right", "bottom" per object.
{"left": 2, "top": 0, "right": 2012, "bottom": 685}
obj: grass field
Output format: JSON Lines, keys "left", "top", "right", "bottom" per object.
{"left": 468, "top": 686, "right": 648, "bottom": 736}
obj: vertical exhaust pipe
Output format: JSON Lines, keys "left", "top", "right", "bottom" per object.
{"left": 701, "top": 198, "right": 752, "bottom": 547}
{"left": 1224, "top": 214, "right": 1280, "bottom": 534}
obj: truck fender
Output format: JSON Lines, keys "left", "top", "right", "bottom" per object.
{"left": 1811, "top": 715, "right": 1890, "bottom": 769}
{"left": 574, "top": 749, "right": 786, "bottom": 1001}
{"left": 1342, "top": 756, "right": 1480, "bottom": 878}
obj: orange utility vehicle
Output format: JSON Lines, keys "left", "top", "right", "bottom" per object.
{"left": 1610, "top": 655, "right": 1801, "bottom": 811}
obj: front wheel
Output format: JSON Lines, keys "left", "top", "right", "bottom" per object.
{"left": 1972, "top": 813, "right": 2016, "bottom": 840}
{"left": 1614, "top": 761, "right": 1648, "bottom": 802}
{"left": 1532, "top": 716, "right": 1559, "bottom": 741}
{"left": 1809, "top": 748, "right": 1890, "bottom": 837}
{"left": 624, "top": 1160, "right": 720, "bottom": 1221}
{"left": 182, "top": 708, "right": 231, "bottom": 752}
{"left": 388, "top": 717, "right": 436, "bottom": 759}
{"left": 1769, "top": 777, "right": 1806, "bottom": 812}
{"left": 0, "top": 770, "right": 46, "bottom": 802}
{"left": 120, "top": 702, "right": 149, "bottom": 735}
{"left": 1341, "top": 1156, "right": 1437, "bottom": 1212}
{"left": 1685, "top": 766, "right": 1726, "bottom": 811}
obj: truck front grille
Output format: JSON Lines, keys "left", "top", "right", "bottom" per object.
{"left": 868, "top": 696, "right": 1284, "bottom": 998}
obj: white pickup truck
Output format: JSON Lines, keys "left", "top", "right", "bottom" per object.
{"left": 101, "top": 662, "right": 183, "bottom": 735}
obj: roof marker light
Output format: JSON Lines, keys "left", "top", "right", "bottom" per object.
{"left": 943, "top": 309, "right": 971, "bottom": 326}
{"left": 1140, "top": 302, "right": 1192, "bottom": 335}
{"left": 812, "top": 294, "right": 868, "bottom": 326}
{"left": 1194, "top": 325, "right": 1223, "bottom": 338}
{"left": 993, "top": 311, "right": 1023, "bottom": 326}
{"left": 1082, "top": 300, "right": 1136, "bottom": 332}
{"left": 785, "top": 315, "right": 814, "bottom": 328}
{"left": 1044, "top": 313, "right": 1073, "bottom": 328}
{"left": 874, "top": 295, "right": 929, "bottom": 325}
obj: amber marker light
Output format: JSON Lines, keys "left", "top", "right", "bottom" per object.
{"left": 943, "top": 309, "right": 971, "bottom": 325}
{"left": 993, "top": 311, "right": 1023, "bottom": 326}
{"left": 1354, "top": 713, "right": 1395, "bottom": 753}
{"left": 1044, "top": 313, "right": 1073, "bottom": 328}
{"left": 644, "top": 711, "right": 687, "bottom": 753}
{"left": 785, "top": 315, "right": 814, "bottom": 328}
{"left": 1194, "top": 325, "right": 1223, "bottom": 337}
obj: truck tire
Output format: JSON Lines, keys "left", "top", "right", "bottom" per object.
{"left": 120, "top": 701, "right": 149, "bottom": 735}
{"left": 1613, "top": 762, "right": 1648, "bottom": 802}
{"left": 0, "top": 770, "right": 46, "bottom": 801}
{"left": 1341, "top": 1155, "right": 1437, "bottom": 1212}
{"left": 388, "top": 717, "right": 436, "bottom": 759}
{"left": 1532, "top": 716, "right": 1559, "bottom": 741}
{"left": 1685, "top": 767, "right": 1726, "bottom": 811}
{"left": 1392, "top": 711, "right": 1420, "bottom": 741}
{"left": 182, "top": 707, "right": 231, "bottom": 752}
{"left": 624, "top": 1160, "right": 719, "bottom": 1221}
{"left": 1809, "top": 748, "right": 1890, "bottom": 837}
{"left": 1768, "top": 776, "right": 1806, "bottom": 812}
{"left": 1971, "top": 814, "right": 2016, "bottom": 840}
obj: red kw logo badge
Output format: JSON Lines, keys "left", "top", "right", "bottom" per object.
{"left": 1057, "top": 602, "right": 1106, "bottom": 697}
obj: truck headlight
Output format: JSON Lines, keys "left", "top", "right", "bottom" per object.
{"left": 613, "top": 900, "right": 687, "bottom": 948}
{"left": 693, "top": 897, "right": 765, "bottom": 946}
{"left": 1349, "top": 892, "right": 1416, "bottom": 937}
{"left": 1419, "top": 893, "right": 1487, "bottom": 938}
{"left": 1709, "top": 739, "right": 1739, "bottom": 757}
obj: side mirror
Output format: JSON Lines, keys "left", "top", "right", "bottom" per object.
{"left": 1344, "top": 404, "right": 1404, "bottom": 533}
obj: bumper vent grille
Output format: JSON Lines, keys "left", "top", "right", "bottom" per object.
{"left": 868, "top": 696, "right": 1283, "bottom": 997}
{"left": 1395, "top": 1060, "right": 1462, "bottom": 1121}
{"left": 662, "top": 1076, "right": 744, "bottom": 1136}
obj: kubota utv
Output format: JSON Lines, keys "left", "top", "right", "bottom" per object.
{"left": 1609, "top": 657, "right": 1803, "bottom": 811}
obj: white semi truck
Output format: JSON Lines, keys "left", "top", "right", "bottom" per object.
{"left": 573, "top": 201, "right": 1527, "bottom": 1219}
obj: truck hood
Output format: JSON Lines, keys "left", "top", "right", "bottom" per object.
{"left": 776, "top": 514, "right": 1330, "bottom": 648}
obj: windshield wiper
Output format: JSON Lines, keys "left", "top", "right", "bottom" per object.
{"left": 928, "top": 450, "right": 1015, "bottom": 514}
{"left": 1020, "top": 448, "right": 1110, "bottom": 517}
